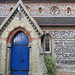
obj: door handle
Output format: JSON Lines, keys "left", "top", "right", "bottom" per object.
{"left": 21, "top": 59, "right": 24, "bottom": 62}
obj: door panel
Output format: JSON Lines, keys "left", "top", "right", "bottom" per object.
{"left": 11, "top": 71, "right": 28, "bottom": 75}
{"left": 20, "top": 71, "right": 28, "bottom": 75}
{"left": 10, "top": 32, "right": 29, "bottom": 75}
{"left": 11, "top": 42, "right": 21, "bottom": 70}
{"left": 20, "top": 46, "right": 29, "bottom": 70}
{"left": 11, "top": 71, "right": 20, "bottom": 75}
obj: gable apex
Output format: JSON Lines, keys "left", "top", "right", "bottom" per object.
{"left": 0, "top": 0, "right": 43, "bottom": 37}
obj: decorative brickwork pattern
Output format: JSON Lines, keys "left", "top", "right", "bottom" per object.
{"left": 57, "top": 60, "right": 75, "bottom": 65}
{"left": 54, "top": 41, "right": 75, "bottom": 58}
{"left": 0, "top": 4, "right": 14, "bottom": 17}
{"left": 50, "top": 31, "right": 75, "bottom": 39}
{"left": 55, "top": 67, "right": 75, "bottom": 75}
{"left": 55, "top": 40, "right": 75, "bottom": 65}
{"left": 0, "top": 3, "right": 75, "bottom": 17}
{"left": 48, "top": 30, "right": 75, "bottom": 65}
{"left": 56, "top": 71, "right": 75, "bottom": 75}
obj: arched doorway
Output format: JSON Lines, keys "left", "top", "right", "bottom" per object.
{"left": 10, "top": 32, "right": 29, "bottom": 75}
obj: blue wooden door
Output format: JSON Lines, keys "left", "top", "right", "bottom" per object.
{"left": 10, "top": 32, "right": 29, "bottom": 75}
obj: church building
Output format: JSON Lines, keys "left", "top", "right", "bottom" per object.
{"left": 0, "top": 0, "right": 75, "bottom": 75}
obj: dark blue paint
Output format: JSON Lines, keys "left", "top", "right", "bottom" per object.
{"left": 10, "top": 32, "right": 29, "bottom": 75}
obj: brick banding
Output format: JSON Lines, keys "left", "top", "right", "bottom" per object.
{"left": 7, "top": 27, "right": 32, "bottom": 43}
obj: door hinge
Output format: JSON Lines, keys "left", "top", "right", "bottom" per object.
{"left": 12, "top": 43, "right": 19, "bottom": 46}
{"left": 21, "top": 44, "right": 28, "bottom": 46}
{"left": 11, "top": 69, "right": 19, "bottom": 71}
{"left": 21, "top": 69, "right": 29, "bottom": 71}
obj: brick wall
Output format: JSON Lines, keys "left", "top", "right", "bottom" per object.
{"left": 56, "top": 71, "right": 75, "bottom": 75}
{"left": 0, "top": 43, "right": 1, "bottom": 72}
{"left": 55, "top": 67, "right": 75, "bottom": 75}
{"left": 42, "top": 29, "right": 75, "bottom": 66}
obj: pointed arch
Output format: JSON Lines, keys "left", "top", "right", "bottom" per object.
{"left": 37, "top": 6, "right": 43, "bottom": 15}
{"left": 38, "top": 7, "right": 43, "bottom": 13}
{"left": 66, "top": 6, "right": 72, "bottom": 15}
{"left": 42, "top": 34, "right": 52, "bottom": 53}
{"left": 7, "top": 27, "right": 32, "bottom": 43}
{"left": 45, "top": 35, "right": 50, "bottom": 51}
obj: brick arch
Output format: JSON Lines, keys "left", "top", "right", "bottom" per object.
{"left": 65, "top": 6, "right": 72, "bottom": 11}
{"left": 7, "top": 27, "right": 32, "bottom": 43}
{"left": 44, "top": 32, "right": 53, "bottom": 39}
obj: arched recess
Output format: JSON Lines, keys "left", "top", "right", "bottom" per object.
{"left": 66, "top": 6, "right": 72, "bottom": 15}
{"left": 41, "top": 33, "right": 52, "bottom": 54}
{"left": 44, "top": 34, "right": 51, "bottom": 53}
{"left": 6, "top": 27, "right": 32, "bottom": 75}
